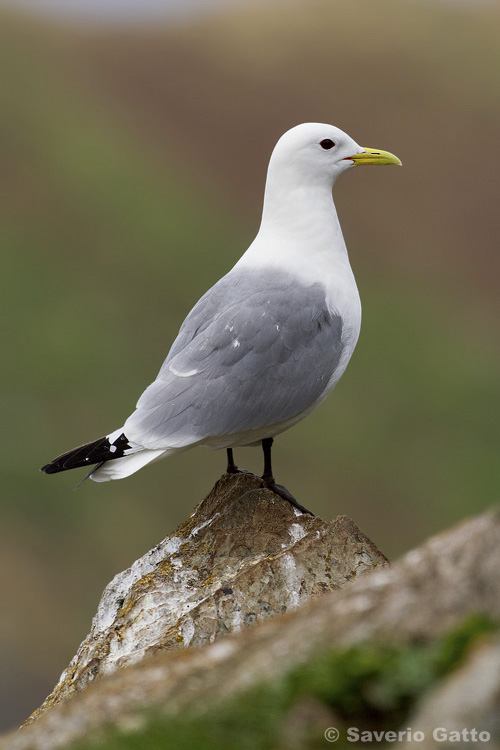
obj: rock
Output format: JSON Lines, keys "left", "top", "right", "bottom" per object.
{"left": 25, "top": 473, "right": 388, "bottom": 725}
{"left": 3, "top": 503, "right": 499, "bottom": 750}
{"left": 399, "top": 635, "right": 500, "bottom": 750}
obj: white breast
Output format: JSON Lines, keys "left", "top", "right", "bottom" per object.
{"left": 236, "top": 198, "right": 362, "bottom": 402}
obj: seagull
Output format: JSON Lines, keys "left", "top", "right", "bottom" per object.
{"left": 41, "top": 123, "right": 401, "bottom": 514}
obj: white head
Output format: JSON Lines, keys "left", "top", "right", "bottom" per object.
{"left": 267, "top": 122, "right": 401, "bottom": 190}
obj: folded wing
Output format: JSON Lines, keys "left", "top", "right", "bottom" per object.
{"left": 124, "top": 268, "right": 344, "bottom": 450}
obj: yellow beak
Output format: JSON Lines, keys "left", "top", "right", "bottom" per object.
{"left": 346, "top": 147, "right": 402, "bottom": 167}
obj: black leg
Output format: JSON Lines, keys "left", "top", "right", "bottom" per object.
{"left": 260, "top": 438, "right": 314, "bottom": 516}
{"left": 226, "top": 448, "right": 238, "bottom": 474}
{"left": 226, "top": 448, "right": 251, "bottom": 476}
{"left": 261, "top": 437, "right": 274, "bottom": 481}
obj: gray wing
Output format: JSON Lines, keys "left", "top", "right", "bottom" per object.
{"left": 124, "top": 268, "right": 344, "bottom": 449}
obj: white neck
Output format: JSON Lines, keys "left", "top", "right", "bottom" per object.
{"left": 233, "top": 166, "right": 361, "bottom": 343}
{"left": 263, "top": 179, "right": 344, "bottom": 245}
{"left": 236, "top": 166, "right": 350, "bottom": 278}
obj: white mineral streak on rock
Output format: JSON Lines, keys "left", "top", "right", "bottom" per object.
{"left": 189, "top": 512, "right": 220, "bottom": 538}
{"left": 281, "top": 522, "right": 307, "bottom": 548}
{"left": 181, "top": 617, "right": 195, "bottom": 647}
{"left": 95, "top": 536, "right": 183, "bottom": 633}
{"left": 280, "top": 553, "right": 301, "bottom": 608}
{"left": 354, "top": 550, "right": 378, "bottom": 570}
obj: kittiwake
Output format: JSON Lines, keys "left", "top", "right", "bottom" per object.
{"left": 42, "top": 122, "right": 401, "bottom": 514}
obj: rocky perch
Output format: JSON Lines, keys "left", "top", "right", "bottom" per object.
{"left": 27, "top": 473, "right": 389, "bottom": 722}
{"left": 2, "top": 474, "right": 499, "bottom": 750}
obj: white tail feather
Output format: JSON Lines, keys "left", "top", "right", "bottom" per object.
{"left": 90, "top": 449, "right": 167, "bottom": 482}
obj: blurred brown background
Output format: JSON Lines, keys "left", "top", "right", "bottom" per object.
{"left": 1, "top": 0, "right": 499, "bottom": 732}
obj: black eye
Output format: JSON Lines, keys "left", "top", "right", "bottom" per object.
{"left": 320, "top": 139, "right": 335, "bottom": 150}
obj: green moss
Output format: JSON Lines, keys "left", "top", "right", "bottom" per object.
{"left": 288, "top": 613, "right": 496, "bottom": 724}
{"left": 70, "top": 614, "right": 497, "bottom": 750}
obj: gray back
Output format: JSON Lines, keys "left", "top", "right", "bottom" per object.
{"left": 125, "top": 268, "right": 344, "bottom": 447}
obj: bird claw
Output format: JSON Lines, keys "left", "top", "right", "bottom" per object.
{"left": 262, "top": 479, "right": 315, "bottom": 516}
{"left": 226, "top": 466, "right": 253, "bottom": 476}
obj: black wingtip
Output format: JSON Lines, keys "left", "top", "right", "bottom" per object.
{"left": 41, "top": 462, "right": 58, "bottom": 474}
{"left": 41, "top": 460, "right": 77, "bottom": 475}
{"left": 41, "top": 434, "right": 131, "bottom": 475}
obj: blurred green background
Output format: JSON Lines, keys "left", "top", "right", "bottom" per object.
{"left": 1, "top": 0, "right": 499, "bottom": 733}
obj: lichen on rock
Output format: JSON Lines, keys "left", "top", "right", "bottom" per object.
{"left": 26, "top": 473, "right": 387, "bottom": 724}
{"left": 2, "top": 490, "right": 499, "bottom": 750}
